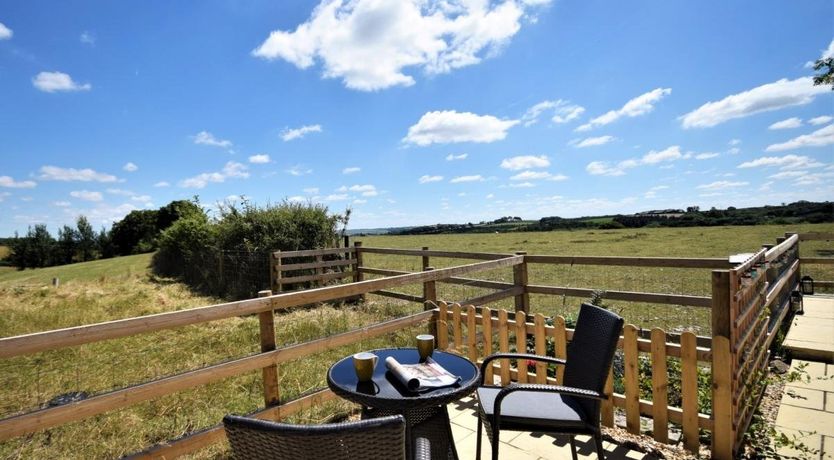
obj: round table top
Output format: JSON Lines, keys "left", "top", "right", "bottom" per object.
{"left": 327, "top": 348, "right": 480, "bottom": 411}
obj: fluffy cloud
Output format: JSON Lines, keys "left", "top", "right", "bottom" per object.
{"left": 281, "top": 124, "right": 322, "bottom": 141}
{"left": 521, "top": 99, "right": 584, "bottom": 126}
{"left": 342, "top": 166, "right": 361, "bottom": 174}
{"left": 122, "top": 162, "right": 138, "bottom": 172}
{"left": 738, "top": 154, "right": 824, "bottom": 170}
{"left": 249, "top": 154, "right": 271, "bottom": 164}
{"left": 338, "top": 184, "right": 378, "bottom": 196}
{"left": 0, "top": 22, "right": 12, "bottom": 40}
{"left": 0, "top": 176, "right": 37, "bottom": 188}
{"left": 32, "top": 71, "right": 91, "bottom": 93}
{"left": 70, "top": 190, "right": 104, "bottom": 202}
{"left": 500, "top": 155, "right": 549, "bottom": 170}
{"left": 765, "top": 124, "right": 834, "bottom": 152}
{"left": 572, "top": 135, "right": 615, "bottom": 148}
{"left": 680, "top": 77, "right": 828, "bottom": 128}
{"left": 445, "top": 153, "right": 468, "bottom": 161}
{"left": 252, "top": 0, "right": 548, "bottom": 91}
{"left": 154, "top": 181, "right": 170, "bottom": 187}
{"left": 644, "top": 185, "right": 669, "bottom": 199}
{"left": 768, "top": 117, "right": 802, "bottom": 130}
{"left": 39, "top": 166, "right": 117, "bottom": 182}
{"left": 695, "top": 152, "right": 719, "bottom": 160}
{"left": 179, "top": 161, "right": 249, "bottom": 188}
{"left": 809, "top": 115, "right": 833, "bottom": 125}
{"left": 586, "top": 145, "right": 683, "bottom": 176}
{"left": 576, "top": 88, "right": 671, "bottom": 131}
{"left": 419, "top": 175, "right": 444, "bottom": 184}
{"left": 450, "top": 175, "right": 484, "bottom": 183}
{"left": 509, "top": 170, "right": 567, "bottom": 181}
{"left": 193, "top": 131, "right": 232, "bottom": 149}
{"left": 286, "top": 165, "right": 313, "bottom": 176}
{"left": 696, "top": 181, "right": 748, "bottom": 191}
{"left": 80, "top": 31, "right": 96, "bottom": 45}
{"left": 303, "top": 187, "right": 319, "bottom": 194}
{"left": 404, "top": 110, "right": 518, "bottom": 146}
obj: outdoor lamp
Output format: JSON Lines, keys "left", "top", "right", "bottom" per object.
{"left": 800, "top": 276, "right": 814, "bottom": 295}
{"left": 790, "top": 290, "right": 804, "bottom": 315}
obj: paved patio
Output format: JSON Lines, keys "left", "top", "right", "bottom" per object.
{"left": 782, "top": 295, "right": 834, "bottom": 363}
{"left": 774, "top": 359, "right": 834, "bottom": 459}
{"left": 446, "top": 396, "right": 661, "bottom": 459}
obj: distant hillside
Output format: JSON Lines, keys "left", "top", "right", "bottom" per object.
{"left": 387, "top": 201, "right": 832, "bottom": 235}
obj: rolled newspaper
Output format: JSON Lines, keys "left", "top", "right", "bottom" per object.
{"left": 384, "top": 356, "right": 460, "bottom": 392}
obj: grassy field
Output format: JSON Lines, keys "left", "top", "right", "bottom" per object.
{"left": 0, "top": 223, "right": 831, "bottom": 458}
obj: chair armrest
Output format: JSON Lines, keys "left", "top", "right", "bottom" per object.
{"left": 414, "top": 436, "right": 431, "bottom": 460}
{"left": 492, "top": 383, "right": 606, "bottom": 427}
{"left": 479, "top": 353, "right": 566, "bottom": 384}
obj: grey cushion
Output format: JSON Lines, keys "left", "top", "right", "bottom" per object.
{"left": 476, "top": 387, "right": 591, "bottom": 430}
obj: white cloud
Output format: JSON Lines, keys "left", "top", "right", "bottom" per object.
{"left": 0, "top": 176, "right": 37, "bottom": 188}
{"left": 695, "top": 152, "right": 719, "bottom": 160}
{"left": 249, "top": 154, "right": 271, "bottom": 164}
{"left": 80, "top": 31, "right": 96, "bottom": 45}
{"left": 252, "top": 0, "right": 548, "bottom": 91}
{"left": 641, "top": 145, "right": 683, "bottom": 164}
{"left": 765, "top": 124, "right": 834, "bottom": 152}
{"left": 0, "top": 22, "right": 12, "bottom": 40}
{"left": 794, "top": 171, "right": 834, "bottom": 186}
{"left": 286, "top": 165, "right": 313, "bottom": 176}
{"left": 445, "top": 153, "right": 468, "bottom": 161}
{"left": 342, "top": 166, "right": 361, "bottom": 174}
{"left": 343, "top": 184, "right": 377, "bottom": 196}
{"left": 281, "top": 124, "right": 322, "bottom": 141}
{"left": 768, "top": 117, "right": 802, "bottom": 130}
{"left": 404, "top": 110, "right": 518, "bottom": 146}
{"left": 53, "top": 201, "right": 71, "bottom": 207}
{"left": 105, "top": 188, "right": 134, "bottom": 196}
{"left": 585, "top": 145, "right": 683, "bottom": 176}
{"left": 122, "top": 162, "right": 138, "bottom": 172}
{"left": 644, "top": 185, "right": 669, "bottom": 198}
{"left": 727, "top": 147, "right": 741, "bottom": 155}
{"left": 521, "top": 99, "right": 584, "bottom": 126}
{"left": 450, "top": 175, "right": 484, "bottom": 183}
{"left": 729, "top": 139, "right": 742, "bottom": 146}
{"left": 768, "top": 170, "right": 805, "bottom": 179}
{"left": 419, "top": 175, "right": 444, "bottom": 184}
{"left": 287, "top": 196, "right": 306, "bottom": 203}
{"left": 179, "top": 161, "right": 250, "bottom": 188}
{"left": 508, "top": 182, "right": 535, "bottom": 188}
{"left": 680, "top": 77, "right": 829, "bottom": 128}
{"left": 738, "top": 154, "right": 824, "bottom": 170}
{"left": 578, "top": 88, "right": 671, "bottom": 131}
{"left": 572, "top": 135, "right": 615, "bottom": 148}
{"left": 809, "top": 115, "right": 833, "bottom": 125}
{"left": 131, "top": 195, "right": 152, "bottom": 204}
{"left": 32, "top": 71, "right": 91, "bottom": 93}
{"left": 696, "top": 181, "right": 749, "bottom": 191}
{"left": 508, "top": 170, "right": 566, "bottom": 181}
{"left": 353, "top": 199, "right": 367, "bottom": 204}
{"left": 500, "top": 155, "right": 549, "bottom": 170}
{"left": 39, "top": 166, "right": 117, "bottom": 182}
{"left": 193, "top": 131, "right": 232, "bottom": 149}
{"left": 70, "top": 190, "right": 103, "bottom": 202}
{"left": 154, "top": 181, "right": 170, "bottom": 187}
{"left": 486, "top": 193, "right": 494, "bottom": 199}
{"left": 303, "top": 187, "right": 319, "bottom": 194}
{"left": 325, "top": 194, "right": 349, "bottom": 201}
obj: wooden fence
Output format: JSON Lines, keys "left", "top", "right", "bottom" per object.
{"left": 0, "top": 231, "right": 828, "bottom": 458}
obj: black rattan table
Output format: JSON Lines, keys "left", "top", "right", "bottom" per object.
{"left": 327, "top": 348, "right": 479, "bottom": 460}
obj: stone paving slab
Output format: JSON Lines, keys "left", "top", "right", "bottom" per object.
{"left": 783, "top": 297, "right": 834, "bottom": 363}
{"left": 775, "top": 359, "right": 834, "bottom": 459}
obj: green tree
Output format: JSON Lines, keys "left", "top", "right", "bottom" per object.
{"left": 11, "top": 225, "right": 56, "bottom": 269}
{"left": 813, "top": 57, "right": 834, "bottom": 90}
{"left": 97, "top": 227, "right": 115, "bottom": 259}
{"left": 76, "top": 216, "right": 97, "bottom": 261}
{"left": 56, "top": 225, "right": 78, "bottom": 265}
{"left": 110, "top": 209, "right": 160, "bottom": 255}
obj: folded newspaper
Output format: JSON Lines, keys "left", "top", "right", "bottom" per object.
{"left": 385, "top": 356, "right": 461, "bottom": 392}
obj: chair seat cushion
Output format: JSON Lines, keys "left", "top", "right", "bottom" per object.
{"left": 476, "top": 386, "right": 591, "bottom": 431}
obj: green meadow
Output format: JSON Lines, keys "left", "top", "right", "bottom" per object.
{"left": 0, "top": 223, "right": 831, "bottom": 458}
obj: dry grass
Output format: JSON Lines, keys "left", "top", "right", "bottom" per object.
{"left": 0, "top": 223, "right": 831, "bottom": 458}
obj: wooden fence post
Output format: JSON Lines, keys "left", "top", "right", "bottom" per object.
{"left": 422, "top": 247, "right": 430, "bottom": 271}
{"left": 513, "top": 251, "right": 529, "bottom": 313}
{"left": 270, "top": 251, "right": 282, "bottom": 293}
{"left": 423, "top": 267, "right": 436, "bottom": 309}
{"left": 711, "top": 270, "right": 734, "bottom": 459}
{"left": 353, "top": 241, "right": 364, "bottom": 302}
{"left": 258, "top": 290, "right": 280, "bottom": 407}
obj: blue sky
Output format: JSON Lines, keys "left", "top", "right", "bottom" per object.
{"left": 1, "top": 0, "right": 832, "bottom": 235}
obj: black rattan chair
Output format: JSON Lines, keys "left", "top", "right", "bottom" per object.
{"left": 475, "top": 303, "right": 624, "bottom": 460}
{"left": 224, "top": 414, "right": 426, "bottom": 460}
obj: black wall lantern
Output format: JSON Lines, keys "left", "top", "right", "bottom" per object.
{"left": 800, "top": 276, "right": 814, "bottom": 295}
{"left": 790, "top": 290, "right": 804, "bottom": 315}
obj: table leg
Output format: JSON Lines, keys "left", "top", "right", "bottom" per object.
{"left": 362, "top": 406, "right": 458, "bottom": 460}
